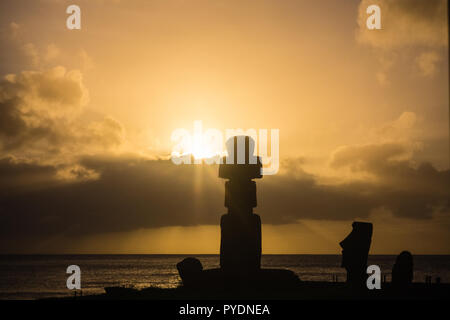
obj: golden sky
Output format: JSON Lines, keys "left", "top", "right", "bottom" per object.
{"left": 0, "top": 0, "right": 448, "bottom": 254}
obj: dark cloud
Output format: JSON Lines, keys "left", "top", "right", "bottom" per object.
{"left": 0, "top": 156, "right": 57, "bottom": 190}
{"left": 330, "top": 142, "right": 449, "bottom": 194}
{"left": 0, "top": 24, "right": 123, "bottom": 159}
{"left": 0, "top": 67, "right": 86, "bottom": 153}
{"left": 0, "top": 67, "right": 124, "bottom": 159}
{"left": 0, "top": 146, "right": 448, "bottom": 242}
{"left": 0, "top": 156, "right": 223, "bottom": 238}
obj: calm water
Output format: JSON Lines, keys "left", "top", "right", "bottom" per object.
{"left": 0, "top": 254, "right": 449, "bottom": 300}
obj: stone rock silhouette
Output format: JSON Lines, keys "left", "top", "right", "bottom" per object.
{"left": 177, "top": 257, "right": 203, "bottom": 288}
{"left": 340, "top": 221, "right": 373, "bottom": 288}
{"left": 392, "top": 251, "right": 413, "bottom": 288}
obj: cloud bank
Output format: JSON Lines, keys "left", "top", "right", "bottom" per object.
{"left": 0, "top": 148, "right": 448, "bottom": 241}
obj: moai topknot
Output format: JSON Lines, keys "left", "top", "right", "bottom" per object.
{"left": 219, "top": 136, "right": 262, "bottom": 275}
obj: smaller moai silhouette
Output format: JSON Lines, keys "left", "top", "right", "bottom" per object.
{"left": 340, "top": 221, "right": 373, "bottom": 288}
{"left": 219, "top": 136, "right": 262, "bottom": 275}
{"left": 392, "top": 251, "right": 413, "bottom": 288}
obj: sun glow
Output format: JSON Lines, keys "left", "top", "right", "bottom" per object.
{"left": 170, "top": 137, "right": 226, "bottom": 160}
{"left": 171, "top": 121, "right": 227, "bottom": 160}
{"left": 191, "top": 143, "right": 223, "bottom": 159}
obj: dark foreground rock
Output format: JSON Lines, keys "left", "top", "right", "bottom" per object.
{"left": 176, "top": 267, "right": 301, "bottom": 290}
{"left": 45, "top": 281, "right": 450, "bottom": 300}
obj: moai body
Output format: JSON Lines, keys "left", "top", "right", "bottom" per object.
{"left": 392, "top": 251, "right": 413, "bottom": 288}
{"left": 340, "top": 221, "right": 373, "bottom": 288}
{"left": 219, "top": 136, "right": 262, "bottom": 275}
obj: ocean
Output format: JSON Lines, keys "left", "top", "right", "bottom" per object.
{"left": 0, "top": 254, "right": 449, "bottom": 300}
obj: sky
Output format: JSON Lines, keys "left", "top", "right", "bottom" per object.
{"left": 0, "top": 0, "right": 448, "bottom": 254}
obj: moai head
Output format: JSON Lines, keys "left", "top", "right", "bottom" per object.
{"left": 219, "top": 136, "right": 262, "bottom": 180}
{"left": 340, "top": 221, "right": 373, "bottom": 286}
{"left": 219, "top": 136, "right": 262, "bottom": 215}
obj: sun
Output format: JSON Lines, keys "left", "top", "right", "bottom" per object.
{"left": 191, "top": 142, "right": 224, "bottom": 159}
{"left": 170, "top": 137, "right": 224, "bottom": 160}
{"left": 170, "top": 122, "right": 228, "bottom": 160}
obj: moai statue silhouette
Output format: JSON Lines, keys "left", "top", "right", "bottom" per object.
{"left": 219, "top": 136, "right": 262, "bottom": 275}
{"left": 392, "top": 251, "right": 413, "bottom": 288}
{"left": 340, "top": 221, "right": 373, "bottom": 288}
